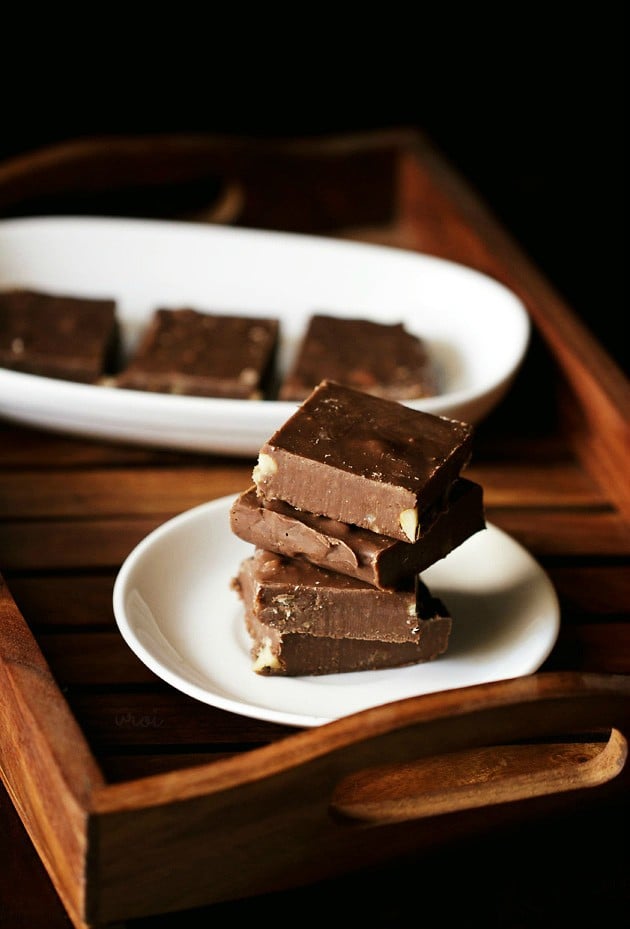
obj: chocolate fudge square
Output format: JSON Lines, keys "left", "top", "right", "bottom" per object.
{"left": 253, "top": 380, "right": 474, "bottom": 542}
{"left": 116, "top": 308, "right": 279, "bottom": 399}
{"left": 279, "top": 313, "right": 438, "bottom": 402}
{"left": 231, "top": 479, "right": 485, "bottom": 589}
{"left": 232, "top": 549, "right": 453, "bottom": 676}
{"left": 0, "top": 288, "right": 118, "bottom": 383}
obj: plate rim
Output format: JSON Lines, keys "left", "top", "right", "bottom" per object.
{"left": 112, "top": 493, "right": 561, "bottom": 729}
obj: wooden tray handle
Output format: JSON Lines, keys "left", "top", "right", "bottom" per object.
{"left": 330, "top": 727, "right": 627, "bottom": 824}
{"left": 96, "top": 672, "right": 630, "bottom": 822}
{"left": 325, "top": 672, "right": 630, "bottom": 826}
{"left": 0, "top": 132, "right": 400, "bottom": 232}
{"left": 0, "top": 135, "right": 245, "bottom": 224}
{"left": 87, "top": 673, "right": 630, "bottom": 924}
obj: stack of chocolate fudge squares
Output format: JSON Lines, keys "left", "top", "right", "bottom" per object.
{"left": 230, "top": 380, "right": 486, "bottom": 676}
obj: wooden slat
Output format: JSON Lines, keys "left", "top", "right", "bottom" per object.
{"left": 0, "top": 421, "right": 196, "bottom": 468}
{"left": 0, "top": 466, "right": 251, "bottom": 518}
{"left": 37, "top": 632, "right": 163, "bottom": 685}
{"left": 546, "top": 623, "right": 630, "bottom": 674}
{"left": 68, "top": 691, "right": 293, "bottom": 747}
{"left": 548, "top": 566, "right": 630, "bottom": 618}
{"left": 6, "top": 575, "right": 117, "bottom": 628}
{"left": 486, "top": 509, "right": 630, "bottom": 557}
{"left": 0, "top": 517, "right": 164, "bottom": 570}
{"left": 466, "top": 462, "right": 605, "bottom": 506}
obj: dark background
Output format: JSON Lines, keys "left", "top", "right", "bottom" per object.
{"left": 1, "top": 26, "right": 625, "bottom": 370}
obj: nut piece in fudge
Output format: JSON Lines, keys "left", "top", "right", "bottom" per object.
{"left": 253, "top": 379, "right": 474, "bottom": 542}
{"left": 0, "top": 288, "right": 119, "bottom": 383}
{"left": 231, "top": 549, "right": 453, "bottom": 676}
{"left": 230, "top": 479, "right": 485, "bottom": 589}
{"left": 116, "top": 308, "right": 279, "bottom": 399}
{"left": 278, "top": 313, "right": 438, "bottom": 402}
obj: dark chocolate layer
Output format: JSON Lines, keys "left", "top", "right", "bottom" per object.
{"left": 0, "top": 288, "right": 118, "bottom": 383}
{"left": 245, "top": 622, "right": 452, "bottom": 676}
{"left": 232, "top": 550, "right": 452, "bottom": 676}
{"left": 253, "top": 379, "right": 474, "bottom": 541}
{"left": 278, "top": 314, "right": 438, "bottom": 402}
{"left": 230, "top": 479, "right": 485, "bottom": 588}
{"left": 116, "top": 308, "right": 279, "bottom": 399}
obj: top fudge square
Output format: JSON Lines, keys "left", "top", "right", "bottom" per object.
{"left": 253, "top": 379, "right": 474, "bottom": 542}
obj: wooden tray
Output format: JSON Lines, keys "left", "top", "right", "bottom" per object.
{"left": 0, "top": 128, "right": 629, "bottom": 928}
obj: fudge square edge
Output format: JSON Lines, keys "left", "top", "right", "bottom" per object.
{"left": 230, "top": 479, "right": 485, "bottom": 590}
{"left": 253, "top": 379, "right": 474, "bottom": 543}
{"left": 233, "top": 549, "right": 453, "bottom": 676}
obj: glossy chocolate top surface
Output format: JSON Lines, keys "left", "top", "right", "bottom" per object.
{"left": 266, "top": 380, "right": 473, "bottom": 491}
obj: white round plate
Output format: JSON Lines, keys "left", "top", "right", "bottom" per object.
{"left": 112, "top": 494, "right": 560, "bottom": 728}
{"left": 0, "top": 216, "right": 530, "bottom": 455}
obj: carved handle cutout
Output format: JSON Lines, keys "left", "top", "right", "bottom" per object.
{"left": 330, "top": 729, "right": 627, "bottom": 824}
